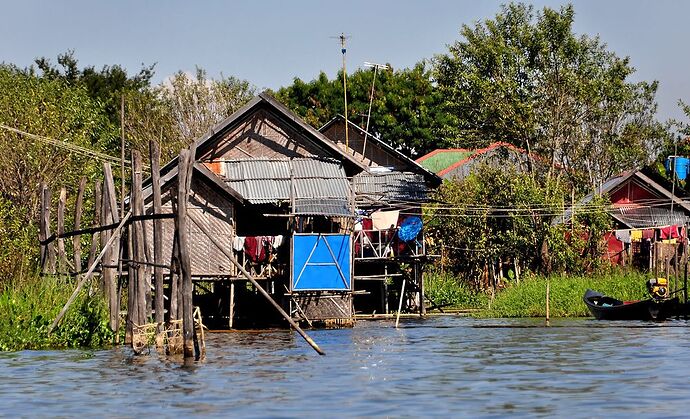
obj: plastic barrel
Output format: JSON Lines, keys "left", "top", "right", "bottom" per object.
{"left": 666, "top": 156, "right": 689, "bottom": 181}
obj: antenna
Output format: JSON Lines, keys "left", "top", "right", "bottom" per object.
{"left": 331, "top": 33, "right": 351, "bottom": 150}
{"left": 362, "top": 62, "right": 389, "bottom": 161}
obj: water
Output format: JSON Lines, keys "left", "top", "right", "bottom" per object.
{"left": 2, "top": 317, "right": 690, "bottom": 418}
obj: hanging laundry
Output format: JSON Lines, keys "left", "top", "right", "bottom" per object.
{"left": 244, "top": 236, "right": 267, "bottom": 263}
{"left": 232, "top": 236, "right": 245, "bottom": 252}
{"left": 642, "top": 229, "right": 655, "bottom": 240}
{"left": 630, "top": 229, "right": 643, "bottom": 242}
{"left": 660, "top": 225, "right": 680, "bottom": 240}
{"left": 371, "top": 210, "right": 400, "bottom": 230}
{"left": 271, "top": 235, "right": 284, "bottom": 249}
{"left": 614, "top": 229, "right": 631, "bottom": 244}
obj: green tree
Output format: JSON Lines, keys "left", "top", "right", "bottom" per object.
{"left": 0, "top": 65, "right": 110, "bottom": 282}
{"left": 277, "top": 62, "right": 451, "bottom": 157}
{"left": 434, "top": 3, "right": 668, "bottom": 190}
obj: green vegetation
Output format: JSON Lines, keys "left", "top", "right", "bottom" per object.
{"left": 425, "top": 269, "right": 489, "bottom": 309}
{"left": 0, "top": 275, "right": 113, "bottom": 351}
{"left": 484, "top": 270, "right": 650, "bottom": 318}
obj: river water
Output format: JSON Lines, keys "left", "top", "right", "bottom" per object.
{"left": 2, "top": 316, "right": 690, "bottom": 418}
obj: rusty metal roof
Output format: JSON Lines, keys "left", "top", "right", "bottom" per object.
{"left": 223, "top": 158, "right": 353, "bottom": 216}
{"left": 353, "top": 171, "right": 429, "bottom": 203}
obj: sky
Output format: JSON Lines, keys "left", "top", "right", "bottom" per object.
{"left": 2, "top": 0, "right": 689, "bottom": 122}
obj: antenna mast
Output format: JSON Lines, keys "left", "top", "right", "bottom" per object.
{"left": 338, "top": 33, "right": 349, "bottom": 150}
{"left": 362, "top": 62, "right": 389, "bottom": 161}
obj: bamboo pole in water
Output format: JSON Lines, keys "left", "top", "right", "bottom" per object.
{"left": 395, "top": 278, "right": 406, "bottom": 328}
{"left": 545, "top": 278, "right": 550, "bottom": 326}
{"left": 150, "top": 141, "right": 165, "bottom": 345}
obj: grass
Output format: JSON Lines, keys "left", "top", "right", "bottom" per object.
{"left": 0, "top": 274, "right": 113, "bottom": 351}
{"left": 425, "top": 270, "right": 489, "bottom": 310}
{"left": 425, "top": 268, "right": 660, "bottom": 318}
{"left": 483, "top": 270, "right": 652, "bottom": 318}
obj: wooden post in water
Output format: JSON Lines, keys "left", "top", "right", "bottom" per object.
{"left": 395, "top": 278, "right": 406, "bottom": 329}
{"left": 176, "top": 149, "right": 195, "bottom": 359}
{"left": 132, "top": 150, "right": 148, "bottom": 329}
{"left": 57, "top": 187, "right": 67, "bottom": 274}
{"left": 229, "top": 281, "right": 235, "bottom": 329}
{"left": 150, "top": 141, "right": 165, "bottom": 345}
{"left": 418, "top": 262, "right": 425, "bottom": 316}
{"left": 103, "top": 164, "right": 121, "bottom": 335}
{"left": 545, "top": 278, "right": 550, "bottom": 326}
{"left": 73, "top": 177, "right": 86, "bottom": 273}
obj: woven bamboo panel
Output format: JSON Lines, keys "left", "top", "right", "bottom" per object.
{"left": 292, "top": 293, "right": 353, "bottom": 321}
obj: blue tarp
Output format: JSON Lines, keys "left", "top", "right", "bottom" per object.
{"left": 292, "top": 234, "right": 351, "bottom": 291}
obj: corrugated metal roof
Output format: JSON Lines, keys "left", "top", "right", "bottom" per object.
{"left": 613, "top": 206, "right": 690, "bottom": 228}
{"left": 353, "top": 171, "right": 428, "bottom": 203}
{"left": 223, "top": 158, "right": 353, "bottom": 216}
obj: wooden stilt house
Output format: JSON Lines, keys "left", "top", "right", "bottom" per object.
{"left": 142, "top": 92, "right": 369, "bottom": 328}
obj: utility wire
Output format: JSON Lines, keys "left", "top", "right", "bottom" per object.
{"left": 0, "top": 123, "right": 130, "bottom": 166}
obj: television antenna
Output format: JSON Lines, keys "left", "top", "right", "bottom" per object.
{"left": 331, "top": 33, "right": 351, "bottom": 149}
{"left": 362, "top": 62, "right": 389, "bottom": 160}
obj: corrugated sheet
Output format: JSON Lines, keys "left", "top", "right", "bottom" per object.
{"left": 614, "top": 207, "right": 690, "bottom": 228}
{"left": 223, "top": 158, "right": 353, "bottom": 216}
{"left": 353, "top": 171, "right": 428, "bottom": 202}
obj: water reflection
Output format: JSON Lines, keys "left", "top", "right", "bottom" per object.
{"left": 2, "top": 317, "right": 690, "bottom": 417}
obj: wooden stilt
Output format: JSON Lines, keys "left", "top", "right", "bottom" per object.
{"left": 103, "top": 164, "right": 121, "bottom": 335}
{"left": 73, "top": 177, "right": 86, "bottom": 273}
{"left": 150, "top": 141, "right": 165, "bottom": 345}
{"left": 57, "top": 187, "right": 67, "bottom": 274}
{"left": 418, "top": 262, "right": 425, "bottom": 316}
{"left": 132, "top": 151, "right": 148, "bottom": 327}
{"left": 229, "top": 281, "right": 235, "bottom": 329}
{"left": 175, "top": 149, "right": 195, "bottom": 359}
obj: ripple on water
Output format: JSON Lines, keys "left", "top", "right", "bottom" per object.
{"left": 2, "top": 317, "right": 690, "bottom": 417}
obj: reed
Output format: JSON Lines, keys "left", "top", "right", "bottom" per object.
{"left": 0, "top": 274, "right": 113, "bottom": 351}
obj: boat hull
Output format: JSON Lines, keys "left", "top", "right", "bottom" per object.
{"left": 583, "top": 289, "right": 678, "bottom": 321}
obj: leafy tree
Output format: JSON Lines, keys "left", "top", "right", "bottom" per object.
{"left": 426, "top": 164, "right": 610, "bottom": 289}
{"left": 155, "top": 68, "right": 256, "bottom": 149}
{"left": 434, "top": 3, "right": 668, "bottom": 190}
{"left": 0, "top": 65, "right": 110, "bottom": 281}
{"left": 277, "top": 62, "right": 451, "bottom": 157}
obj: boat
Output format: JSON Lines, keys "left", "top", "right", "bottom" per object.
{"left": 583, "top": 289, "right": 678, "bottom": 321}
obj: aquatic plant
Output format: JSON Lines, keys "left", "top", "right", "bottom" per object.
{"left": 0, "top": 275, "right": 113, "bottom": 351}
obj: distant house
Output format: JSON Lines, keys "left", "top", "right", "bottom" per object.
{"left": 416, "top": 142, "right": 535, "bottom": 180}
{"left": 561, "top": 168, "right": 690, "bottom": 268}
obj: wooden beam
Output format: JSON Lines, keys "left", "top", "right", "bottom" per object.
{"left": 57, "top": 187, "right": 67, "bottom": 273}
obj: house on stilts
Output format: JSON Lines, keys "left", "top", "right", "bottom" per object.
{"left": 140, "top": 93, "right": 441, "bottom": 329}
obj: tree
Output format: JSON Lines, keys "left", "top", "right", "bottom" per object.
{"left": 277, "top": 62, "right": 451, "bottom": 158}
{"left": 434, "top": 3, "right": 668, "bottom": 190}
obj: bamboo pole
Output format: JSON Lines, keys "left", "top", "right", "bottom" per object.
{"left": 132, "top": 150, "right": 148, "bottom": 327}
{"left": 187, "top": 210, "right": 325, "bottom": 356}
{"left": 150, "top": 141, "right": 165, "bottom": 344}
{"left": 395, "top": 278, "right": 406, "bottom": 328}
{"left": 73, "top": 177, "right": 87, "bottom": 273}
{"left": 49, "top": 212, "right": 132, "bottom": 333}
{"left": 176, "top": 149, "right": 195, "bottom": 358}
{"left": 57, "top": 187, "right": 67, "bottom": 274}
{"left": 545, "top": 278, "right": 550, "bottom": 326}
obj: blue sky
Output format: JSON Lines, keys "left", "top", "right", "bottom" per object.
{"left": 2, "top": 0, "right": 689, "bottom": 122}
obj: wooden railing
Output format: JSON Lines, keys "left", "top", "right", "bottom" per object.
{"left": 353, "top": 228, "right": 425, "bottom": 260}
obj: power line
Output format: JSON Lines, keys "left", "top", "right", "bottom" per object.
{"left": 0, "top": 123, "right": 130, "bottom": 165}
